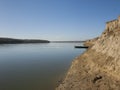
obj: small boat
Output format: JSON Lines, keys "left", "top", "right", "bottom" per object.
{"left": 74, "top": 46, "right": 88, "bottom": 48}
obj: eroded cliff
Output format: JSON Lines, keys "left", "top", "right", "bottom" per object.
{"left": 56, "top": 16, "right": 120, "bottom": 90}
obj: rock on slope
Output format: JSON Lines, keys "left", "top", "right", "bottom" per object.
{"left": 56, "top": 16, "right": 120, "bottom": 90}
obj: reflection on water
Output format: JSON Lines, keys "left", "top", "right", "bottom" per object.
{"left": 0, "top": 43, "right": 86, "bottom": 90}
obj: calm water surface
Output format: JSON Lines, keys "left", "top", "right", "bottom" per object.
{"left": 0, "top": 43, "right": 86, "bottom": 90}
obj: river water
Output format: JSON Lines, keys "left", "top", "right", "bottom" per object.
{"left": 0, "top": 43, "right": 86, "bottom": 90}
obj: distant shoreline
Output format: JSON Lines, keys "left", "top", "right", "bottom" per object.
{"left": 0, "top": 37, "right": 86, "bottom": 44}
{"left": 0, "top": 37, "right": 50, "bottom": 44}
{"left": 51, "top": 41, "right": 85, "bottom": 43}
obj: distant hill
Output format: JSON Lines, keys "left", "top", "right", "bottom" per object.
{"left": 0, "top": 37, "right": 50, "bottom": 44}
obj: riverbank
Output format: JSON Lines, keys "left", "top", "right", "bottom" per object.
{"left": 56, "top": 16, "right": 120, "bottom": 90}
{"left": 56, "top": 49, "right": 120, "bottom": 90}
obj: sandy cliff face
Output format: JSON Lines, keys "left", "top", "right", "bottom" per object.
{"left": 84, "top": 37, "right": 99, "bottom": 47}
{"left": 56, "top": 16, "right": 120, "bottom": 90}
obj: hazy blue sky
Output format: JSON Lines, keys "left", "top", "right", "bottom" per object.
{"left": 0, "top": 0, "right": 120, "bottom": 41}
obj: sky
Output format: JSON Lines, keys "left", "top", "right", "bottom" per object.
{"left": 0, "top": 0, "right": 120, "bottom": 41}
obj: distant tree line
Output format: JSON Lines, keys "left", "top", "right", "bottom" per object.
{"left": 0, "top": 38, "right": 50, "bottom": 44}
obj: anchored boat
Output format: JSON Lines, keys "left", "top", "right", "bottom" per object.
{"left": 74, "top": 46, "right": 88, "bottom": 48}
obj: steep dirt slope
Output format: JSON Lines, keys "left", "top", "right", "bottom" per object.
{"left": 56, "top": 16, "right": 120, "bottom": 90}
